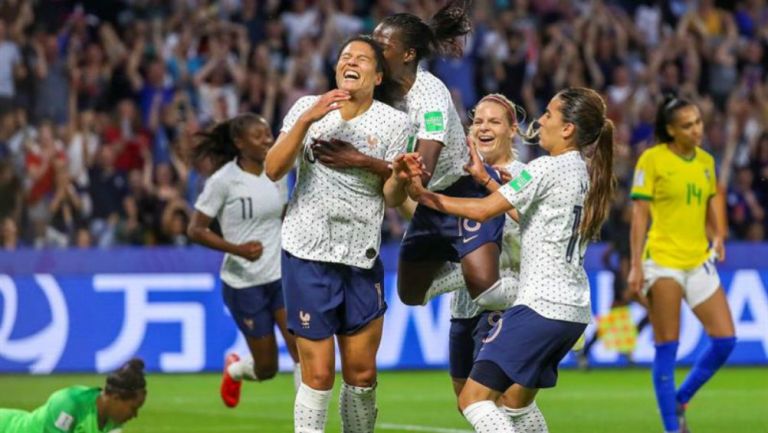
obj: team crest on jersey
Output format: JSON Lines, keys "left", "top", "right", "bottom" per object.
{"left": 367, "top": 135, "right": 380, "bottom": 149}
{"left": 54, "top": 411, "right": 74, "bottom": 431}
{"left": 299, "top": 310, "right": 311, "bottom": 329}
{"left": 243, "top": 318, "right": 254, "bottom": 330}
{"left": 508, "top": 169, "right": 532, "bottom": 192}
{"left": 704, "top": 169, "right": 711, "bottom": 181}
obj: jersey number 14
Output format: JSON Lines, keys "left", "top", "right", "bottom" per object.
{"left": 687, "top": 183, "right": 703, "bottom": 205}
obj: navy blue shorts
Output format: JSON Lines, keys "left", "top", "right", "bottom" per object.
{"left": 472, "top": 305, "right": 586, "bottom": 390}
{"left": 449, "top": 311, "right": 504, "bottom": 379}
{"left": 282, "top": 250, "right": 386, "bottom": 340}
{"left": 400, "top": 169, "right": 504, "bottom": 263}
{"left": 222, "top": 279, "right": 285, "bottom": 339}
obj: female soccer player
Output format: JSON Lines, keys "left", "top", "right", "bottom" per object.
{"left": 441, "top": 94, "right": 528, "bottom": 397}
{"left": 627, "top": 96, "right": 736, "bottom": 433}
{"left": 0, "top": 358, "right": 146, "bottom": 432}
{"left": 187, "top": 112, "right": 300, "bottom": 408}
{"left": 397, "top": 87, "right": 615, "bottom": 432}
{"left": 264, "top": 36, "right": 410, "bottom": 433}
{"left": 372, "top": 1, "right": 511, "bottom": 309}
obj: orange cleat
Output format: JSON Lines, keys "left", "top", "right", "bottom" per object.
{"left": 220, "top": 353, "right": 242, "bottom": 408}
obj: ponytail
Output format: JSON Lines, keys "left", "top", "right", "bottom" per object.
{"left": 428, "top": 0, "right": 473, "bottom": 58}
{"left": 379, "top": 0, "right": 472, "bottom": 63}
{"left": 192, "top": 113, "right": 266, "bottom": 171}
{"left": 555, "top": 87, "right": 616, "bottom": 241}
{"left": 581, "top": 119, "right": 616, "bottom": 241}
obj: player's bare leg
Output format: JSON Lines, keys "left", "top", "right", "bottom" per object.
{"left": 337, "top": 317, "right": 384, "bottom": 433}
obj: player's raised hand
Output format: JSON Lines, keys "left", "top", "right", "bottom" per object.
{"left": 300, "top": 89, "right": 351, "bottom": 124}
{"left": 235, "top": 241, "right": 263, "bottom": 261}
{"left": 493, "top": 165, "right": 513, "bottom": 183}
{"left": 392, "top": 153, "right": 427, "bottom": 183}
{"left": 463, "top": 136, "right": 486, "bottom": 181}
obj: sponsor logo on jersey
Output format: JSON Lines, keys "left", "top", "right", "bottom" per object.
{"left": 424, "top": 111, "right": 445, "bottom": 133}
{"left": 508, "top": 169, "right": 532, "bottom": 192}
{"left": 55, "top": 411, "right": 74, "bottom": 431}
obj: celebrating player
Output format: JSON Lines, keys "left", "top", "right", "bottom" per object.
{"left": 396, "top": 87, "right": 615, "bottom": 432}
{"left": 0, "top": 358, "right": 146, "bottom": 432}
{"left": 627, "top": 96, "right": 736, "bottom": 433}
{"left": 372, "top": 1, "right": 514, "bottom": 310}
{"left": 187, "top": 113, "right": 300, "bottom": 408}
{"left": 264, "top": 36, "right": 410, "bottom": 433}
{"left": 440, "top": 94, "right": 529, "bottom": 398}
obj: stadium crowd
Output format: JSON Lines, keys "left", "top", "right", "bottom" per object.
{"left": 0, "top": 0, "right": 766, "bottom": 249}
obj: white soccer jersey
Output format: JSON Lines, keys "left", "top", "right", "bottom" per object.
{"left": 280, "top": 96, "right": 411, "bottom": 268}
{"left": 451, "top": 160, "right": 527, "bottom": 319}
{"left": 396, "top": 68, "right": 468, "bottom": 192}
{"left": 194, "top": 160, "right": 284, "bottom": 288}
{"left": 497, "top": 151, "right": 592, "bottom": 324}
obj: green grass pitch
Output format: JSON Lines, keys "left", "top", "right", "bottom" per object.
{"left": 1, "top": 368, "right": 766, "bottom": 433}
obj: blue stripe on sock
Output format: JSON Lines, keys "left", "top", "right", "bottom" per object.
{"left": 677, "top": 336, "right": 737, "bottom": 405}
{"left": 653, "top": 341, "right": 679, "bottom": 432}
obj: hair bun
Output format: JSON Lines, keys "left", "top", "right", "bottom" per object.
{"left": 126, "top": 358, "right": 145, "bottom": 373}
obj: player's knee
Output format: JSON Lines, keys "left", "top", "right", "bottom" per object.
{"left": 397, "top": 284, "right": 425, "bottom": 306}
{"left": 342, "top": 366, "right": 377, "bottom": 388}
{"left": 463, "top": 272, "right": 498, "bottom": 300}
{"left": 303, "top": 371, "right": 334, "bottom": 389}
{"left": 253, "top": 364, "right": 278, "bottom": 381}
{"left": 457, "top": 388, "right": 481, "bottom": 412}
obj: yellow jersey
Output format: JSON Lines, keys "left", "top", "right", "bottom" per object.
{"left": 630, "top": 144, "right": 716, "bottom": 269}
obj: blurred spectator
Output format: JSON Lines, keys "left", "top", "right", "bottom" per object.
{"left": 0, "top": 20, "right": 24, "bottom": 114}
{"left": 32, "top": 32, "right": 70, "bottom": 124}
{"left": 0, "top": 217, "right": 18, "bottom": 250}
{"left": 25, "top": 121, "right": 66, "bottom": 246}
{"left": 88, "top": 145, "right": 126, "bottom": 247}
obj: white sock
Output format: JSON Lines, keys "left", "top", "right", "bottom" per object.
{"left": 422, "top": 263, "right": 464, "bottom": 305}
{"left": 474, "top": 277, "right": 519, "bottom": 310}
{"left": 293, "top": 363, "right": 301, "bottom": 393}
{"left": 504, "top": 402, "right": 548, "bottom": 433}
{"left": 339, "top": 382, "right": 377, "bottom": 433}
{"left": 295, "top": 383, "right": 332, "bottom": 433}
{"left": 463, "top": 400, "right": 516, "bottom": 433}
{"left": 227, "top": 356, "right": 259, "bottom": 381}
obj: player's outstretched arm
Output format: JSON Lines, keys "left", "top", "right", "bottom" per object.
{"left": 398, "top": 153, "right": 511, "bottom": 222}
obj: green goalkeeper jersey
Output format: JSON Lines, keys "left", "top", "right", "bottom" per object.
{"left": 0, "top": 386, "right": 122, "bottom": 433}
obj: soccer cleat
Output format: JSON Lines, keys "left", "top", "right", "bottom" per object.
{"left": 676, "top": 403, "right": 691, "bottom": 433}
{"left": 221, "top": 353, "right": 242, "bottom": 408}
